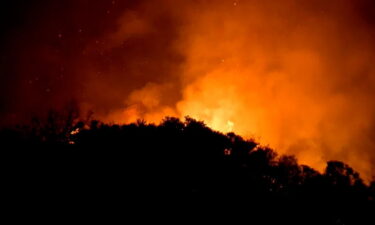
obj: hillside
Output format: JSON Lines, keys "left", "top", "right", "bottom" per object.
{"left": 1, "top": 115, "right": 374, "bottom": 223}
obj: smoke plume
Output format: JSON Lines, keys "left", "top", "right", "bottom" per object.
{"left": 1, "top": 0, "right": 375, "bottom": 180}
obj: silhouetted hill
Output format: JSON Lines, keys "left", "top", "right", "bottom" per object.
{"left": 1, "top": 114, "right": 374, "bottom": 223}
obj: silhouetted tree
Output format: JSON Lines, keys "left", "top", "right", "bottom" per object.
{"left": 1, "top": 114, "right": 374, "bottom": 224}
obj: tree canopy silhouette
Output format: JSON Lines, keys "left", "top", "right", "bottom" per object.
{"left": 1, "top": 112, "right": 374, "bottom": 224}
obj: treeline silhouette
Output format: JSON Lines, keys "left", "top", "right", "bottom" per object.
{"left": 1, "top": 109, "right": 374, "bottom": 223}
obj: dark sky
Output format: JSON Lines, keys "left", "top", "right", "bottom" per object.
{"left": 0, "top": 0, "right": 183, "bottom": 123}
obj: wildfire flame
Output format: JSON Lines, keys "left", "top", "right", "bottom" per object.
{"left": 103, "top": 0, "right": 375, "bottom": 181}
{"left": 2, "top": 0, "right": 375, "bottom": 181}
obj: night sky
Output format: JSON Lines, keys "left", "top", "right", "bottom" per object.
{"left": 1, "top": 0, "right": 166, "bottom": 121}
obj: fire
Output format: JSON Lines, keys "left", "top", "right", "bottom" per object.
{"left": 103, "top": 0, "right": 375, "bottom": 181}
{"left": 227, "top": 120, "right": 234, "bottom": 132}
{"left": 2, "top": 0, "right": 375, "bottom": 181}
{"left": 70, "top": 128, "right": 80, "bottom": 135}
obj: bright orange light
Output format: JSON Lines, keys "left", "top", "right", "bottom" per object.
{"left": 99, "top": 0, "right": 375, "bottom": 181}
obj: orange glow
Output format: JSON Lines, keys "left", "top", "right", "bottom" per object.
{"left": 102, "top": 0, "right": 375, "bottom": 181}
{"left": 3, "top": 1, "right": 374, "bottom": 181}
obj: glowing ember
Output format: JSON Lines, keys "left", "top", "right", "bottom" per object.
{"left": 70, "top": 128, "right": 80, "bottom": 135}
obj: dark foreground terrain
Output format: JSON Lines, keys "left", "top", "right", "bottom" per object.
{"left": 1, "top": 114, "right": 374, "bottom": 223}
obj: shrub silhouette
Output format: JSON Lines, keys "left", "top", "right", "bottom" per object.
{"left": 1, "top": 114, "right": 374, "bottom": 224}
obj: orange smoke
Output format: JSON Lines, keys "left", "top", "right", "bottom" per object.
{"left": 103, "top": 0, "right": 375, "bottom": 181}
{"left": 2, "top": 0, "right": 374, "bottom": 181}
